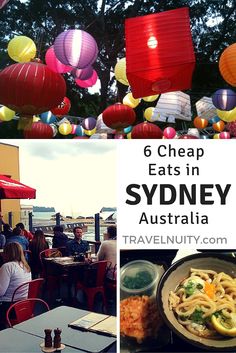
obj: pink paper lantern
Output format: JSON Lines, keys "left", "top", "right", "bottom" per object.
{"left": 53, "top": 29, "right": 98, "bottom": 69}
{"left": 75, "top": 70, "right": 98, "bottom": 88}
{"left": 226, "top": 121, "right": 236, "bottom": 137}
{"left": 0, "top": 0, "right": 9, "bottom": 9}
{"left": 45, "top": 47, "right": 72, "bottom": 74}
{"left": 219, "top": 131, "right": 230, "bottom": 139}
{"left": 163, "top": 127, "right": 176, "bottom": 139}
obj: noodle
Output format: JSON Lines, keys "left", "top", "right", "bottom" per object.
{"left": 169, "top": 268, "right": 236, "bottom": 338}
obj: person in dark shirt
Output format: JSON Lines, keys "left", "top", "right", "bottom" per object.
{"left": 66, "top": 226, "right": 89, "bottom": 256}
{"left": 52, "top": 225, "right": 69, "bottom": 249}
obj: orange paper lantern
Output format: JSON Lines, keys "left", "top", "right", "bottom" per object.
{"left": 212, "top": 120, "right": 225, "bottom": 132}
{"left": 125, "top": 7, "right": 195, "bottom": 98}
{"left": 219, "top": 44, "right": 236, "bottom": 87}
{"left": 193, "top": 116, "right": 208, "bottom": 129}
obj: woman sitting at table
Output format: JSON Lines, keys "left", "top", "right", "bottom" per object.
{"left": 29, "top": 230, "right": 49, "bottom": 278}
{"left": 0, "top": 242, "right": 31, "bottom": 328}
{"left": 97, "top": 225, "right": 117, "bottom": 281}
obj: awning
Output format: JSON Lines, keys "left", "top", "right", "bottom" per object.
{"left": 0, "top": 175, "right": 36, "bottom": 199}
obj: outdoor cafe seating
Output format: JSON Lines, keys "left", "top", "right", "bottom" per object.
{"left": 1, "top": 304, "right": 116, "bottom": 353}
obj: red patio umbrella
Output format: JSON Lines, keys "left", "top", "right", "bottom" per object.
{"left": 0, "top": 175, "right": 36, "bottom": 200}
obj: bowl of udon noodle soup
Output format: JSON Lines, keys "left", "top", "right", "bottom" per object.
{"left": 157, "top": 252, "right": 236, "bottom": 351}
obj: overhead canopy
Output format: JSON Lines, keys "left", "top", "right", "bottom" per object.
{"left": 0, "top": 175, "right": 36, "bottom": 199}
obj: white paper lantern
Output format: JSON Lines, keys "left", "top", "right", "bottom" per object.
{"left": 196, "top": 96, "right": 217, "bottom": 121}
{"left": 155, "top": 91, "right": 191, "bottom": 122}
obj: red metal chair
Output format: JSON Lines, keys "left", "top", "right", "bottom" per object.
{"left": 105, "top": 264, "right": 117, "bottom": 302}
{"left": 75, "top": 260, "right": 109, "bottom": 312}
{"left": 6, "top": 298, "right": 49, "bottom": 327}
{"left": 39, "top": 248, "right": 66, "bottom": 300}
{"left": 11, "top": 278, "right": 44, "bottom": 303}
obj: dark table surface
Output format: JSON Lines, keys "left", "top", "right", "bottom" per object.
{"left": 0, "top": 328, "right": 82, "bottom": 353}
{"left": 14, "top": 306, "right": 116, "bottom": 353}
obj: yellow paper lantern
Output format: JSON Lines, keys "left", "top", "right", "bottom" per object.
{"left": 0, "top": 106, "right": 15, "bottom": 121}
{"left": 7, "top": 36, "right": 37, "bottom": 63}
{"left": 216, "top": 108, "right": 236, "bottom": 122}
{"left": 84, "top": 127, "right": 96, "bottom": 136}
{"left": 58, "top": 122, "right": 72, "bottom": 135}
{"left": 144, "top": 107, "right": 160, "bottom": 122}
{"left": 213, "top": 133, "right": 220, "bottom": 139}
{"left": 127, "top": 132, "right": 132, "bottom": 139}
{"left": 142, "top": 95, "right": 159, "bottom": 102}
{"left": 123, "top": 93, "right": 140, "bottom": 108}
{"left": 219, "top": 43, "right": 236, "bottom": 86}
{"left": 33, "top": 115, "right": 40, "bottom": 122}
{"left": 114, "top": 58, "right": 129, "bottom": 86}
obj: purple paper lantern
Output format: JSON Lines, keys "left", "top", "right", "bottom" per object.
{"left": 71, "top": 66, "right": 93, "bottom": 80}
{"left": 45, "top": 47, "right": 72, "bottom": 74}
{"left": 53, "top": 29, "right": 98, "bottom": 69}
{"left": 82, "top": 117, "right": 97, "bottom": 130}
{"left": 212, "top": 89, "right": 236, "bottom": 111}
{"left": 75, "top": 70, "right": 98, "bottom": 88}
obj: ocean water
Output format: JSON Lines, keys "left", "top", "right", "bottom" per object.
{"left": 33, "top": 211, "right": 54, "bottom": 220}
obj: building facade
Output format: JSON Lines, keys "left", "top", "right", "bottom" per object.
{"left": 0, "top": 142, "right": 21, "bottom": 225}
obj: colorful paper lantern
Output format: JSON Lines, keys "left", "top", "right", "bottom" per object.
{"left": 125, "top": 7, "right": 195, "bottom": 98}
{"left": 53, "top": 29, "right": 98, "bottom": 69}
{"left": 124, "top": 126, "right": 132, "bottom": 134}
{"left": 163, "top": 127, "right": 176, "bottom": 139}
{"left": 178, "top": 134, "right": 198, "bottom": 139}
{"left": 58, "top": 122, "right": 72, "bottom": 135}
{"left": 0, "top": 106, "right": 15, "bottom": 121}
{"left": 114, "top": 58, "right": 129, "bottom": 86}
{"left": 84, "top": 127, "right": 96, "bottom": 136}
{"left": 45, "top": 47, "right": 72, "bottom": 74}
{"left": 0, "top": 62, "right": 66, "bottom": 115}
{"left": 196, "top": 96, "right": 217, "bottom": 121}
{"left": 40, "top": 111, "right": 57, "bottom": 124}
{"left": 51, "top": 97, "right": 71, "bottom": 117}
{"left": 7, "top": 36, "right": 36, "bottom": 63}
{"left": 0, "top": 0, "right": 10, "bottom": 9}
{"left": 212, "top": 120, "right": 225, "bottom": 132}
{"left": 102, "top": 103, "right": 136, "bottom": 130}
{"left": 226, "top": 121, "right": 236, "bottom": 137}
{"left": 142, "top": 95, "right": 159, "bottom": 102}
{"left": 219, "top": 131, "right": 230, "bottom": 139}
{"left": 213, "top": 133, "right": 220, "bottom": 139}
{"left": 212, "top": 89, "right": 236, "bottom": 111}
{"left": 82, "top": 117, "right": 97, "bottom": 130}
{"left": 123, "top": 93, "right": 140, "bottom": 108}
{"left": 155, "top": 91, "right": 192, "bottom": 122}
{"left": 193, "top": 116, "right": 208, "bottom": 129}
{"left": 75, "top": 70, "right": 98, "bottom": 88}
{"left": 219, "top": 44, "right": 236, "bottom": 86}
{"left": 144, "top": 107, "right": 158, "bottom": 122}
{"left": 131, "top": 121, "right": 163, "bottom": 139}
{"left": 216, "top": 107, "right": 236, "bottom": 122}
{"left": 209, "top": 116, "right": 220, "bottom": 124}
{"left": 71, "top": 66, "right": 93, "bottom": 80}
{"left": 24, "top": 122, "right": 54, "bottom": 139}
{"left": 74, "top": 125, "right": 84, "bottom": 136}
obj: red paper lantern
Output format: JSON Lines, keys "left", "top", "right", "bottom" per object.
{"left": 51, "top": 97, "right": 71, "bottom": 117}
{"left": 24, "top": 122, "right": 54, "bottom": 139}
{"left": 125, "top": 7, "right": 195, "bottom": 98}
{"left": 131, "top": 121, "right": 163, "bottom": 139}
{"left": 0, "top": 62, "right": 66, "bottom": 115}
{"left": 102, "top": 103, "right": 136, "bottom": 130}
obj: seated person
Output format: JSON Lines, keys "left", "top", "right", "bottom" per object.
{"left": 66, "top": 226, "right": 89, "bottom": 256}
{"left": 52, "top": 225, "right": 69, "bottom": 249}
{"left": 15, "top": 222, "right": 33, "bottom": 242}
{"left": 6, "top": 227, "right": 29, "bottom": 252}
{"left": 97, "top": 225, "right": 117, "bottom": 280}
{"left": 0, "top": 242, "right": 31, "bottom": 328}
{"left": 29, "top": 229, "right": 49, "bottom": 278}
